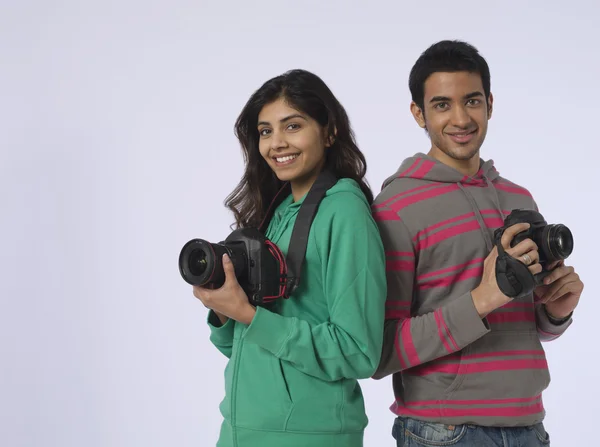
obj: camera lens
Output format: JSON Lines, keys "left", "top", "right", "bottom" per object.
{"left": 179, "top": 237, "right": 249, "bottom": 288}
{"left": 178, "top": 239, "right": 218, "bottom": 286}
{"left": 547, "top": 224, "right": 574, "bottom": 261}
{"left": 188, "top": 249, "right": 208, "bottom": 276}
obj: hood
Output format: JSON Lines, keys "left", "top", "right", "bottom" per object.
{"left": 380, "top": 153, "right": 503, "bottom": 252}
{"left": 266, "top": 177, "right": 368, "bottom": 237}
{"left": 282, "top": 177, "right": 369, "bottom": 212}
{"left": 381, "top": 152, "right": 500, "bottom": 189}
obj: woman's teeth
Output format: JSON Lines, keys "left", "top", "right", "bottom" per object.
{"left": 276, "top": 154, "right": 299, "bottom": 163}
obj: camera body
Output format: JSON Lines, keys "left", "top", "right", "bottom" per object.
{"left": 495, "top": 209, "right": 574, "bottom": 269}
{"left": 179, "top": 169, "right": 339, "bottom": 308}
{"left": 179, "top": 228, "right": 284, "bottom": 307}
{"left": 492, "top": 209, "right": 574, "bottom": 298}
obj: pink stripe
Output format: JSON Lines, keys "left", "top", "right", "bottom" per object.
{"left": 389, "top": 184, "right": 460, "bottom": 213}
{"left": 487, "top": 312, "right": 535, "bottom": 324}
{"left": 400, "top": 319, "right": 421, "bottom": 366}
{"left": 394, "top": 320, "right": 407, "bottom": 369}
{"left": 386, "top": 260, "right": 414, "bottom": 271}
{"left": 414, "top": 210, "right": 505, "bottom": 242}
{"left": 411, "top": 350, "right": 544, "bottom": 370}
{"left": 416, "top": 217, "right": 503, "bottom": 251}
{"left": 409, "top": 160, "right": 435, "bottom": 179}
{"left": 494, "top": 183, "right": 532, "bottom": 197}
{"left": 418, "top": 258, "right": 484, "bottom": 281}
{"left": 373, "top": 183, "right": 439, "bottom": 209}
{"left": 502, "top": 302, "right": 535, "bottom": 309}
{"left": 386, "top": 300, "right": 412, "bottom": 307}
{"left": 393, "top": 401, "right": 544, "bottom": 418}
{"left": 413, "top": 212, "right": 476, "bottom": 242}
{"left": 372, "top": 209, "right": 400, "bottom": 221}
{"left": 416, "top": 220, "right": 478, "bottom": 251}
{"left": 408, "top": 362, "right": 459, "bottom": 376}
{"left": 386, "top": 251, "right": 414, "bottom": 257}
{"left": 409, "top": 359, "right": 547, "bottom": 376}
{"left": 537, "top": 328, "right": 560, "bottom": 341}
{"left": 438, "top": 311, "right": 459, "bottom": 351}
{"left": 464, "top": 359, "right": 548, "bottom": 373}
{"left": 460, "top": 170, "right": 486, "bottom": 186}
{"left": 419, "top": 266, "right": 483, "bottom": 290}
{"left": 404, "top": 394, "right": 541, "bottom": 407}
{"left": 398, "top": 158, "right": 421, "bottom": 178}
{"left": 434, "top": 309, "right": 453, "bottom": 354}
{"left": 463, "top": 180, "right": 487, "bottom": 187}
{"left": 484, "top": 217, "right": 505, "bottom": 228}
{"left": 495, "top": 180, "right": 517, "bottom": 186}
{"left": 386, "top": 309, "right": 410, "bottom": 319}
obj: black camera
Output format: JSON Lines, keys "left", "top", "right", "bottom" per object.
{"left": 493, "top": 209, "right": 574, "bottom": 298}
{"left": 178, "top": 228, "right": 286, "bottom": 307}
{"left": 179, "top": 169, "right": 339, "bottom": 308}
{"left": 499, "top": 209, "right": 574, "bottom": 268}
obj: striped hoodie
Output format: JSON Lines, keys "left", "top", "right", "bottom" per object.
{"left": 371, "top": 153, "right": 572, "bottom": 427}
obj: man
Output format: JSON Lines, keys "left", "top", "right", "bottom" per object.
{"left": 372, "top": 40, "right": 584, "bottom": 446}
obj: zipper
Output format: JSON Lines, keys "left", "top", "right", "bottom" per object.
{"left": 230, "top": 334, "right": 244, "bottom": 447}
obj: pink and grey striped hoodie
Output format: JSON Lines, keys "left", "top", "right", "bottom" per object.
{"left": 371, "top": 153, "right": 572, "bottom": 427}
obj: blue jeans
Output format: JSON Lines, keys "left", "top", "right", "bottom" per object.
{"left": 392, "top": 416, "right": 550, "bottom": 446}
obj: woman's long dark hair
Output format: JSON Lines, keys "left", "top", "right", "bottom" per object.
{"left": 225, "top": 69, "right": 373, "bottom": 229}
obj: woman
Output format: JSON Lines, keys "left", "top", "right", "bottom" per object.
{"left": 193, "top": 69, "right": 386, "bottom": 447}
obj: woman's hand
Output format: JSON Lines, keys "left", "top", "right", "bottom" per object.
{"left": 192, "top": 254, "right": 257, "bottom": 325}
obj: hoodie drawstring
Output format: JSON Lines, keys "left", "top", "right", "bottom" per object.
{"left": 485, "top": 177, "right": 505, "bottom": 219}
{"left": 457, "top": 182, "right": 494, "bottom": 251}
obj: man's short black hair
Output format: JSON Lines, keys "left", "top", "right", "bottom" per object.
{"left": 409, "top": 40, "right": 491, "bottom": 111}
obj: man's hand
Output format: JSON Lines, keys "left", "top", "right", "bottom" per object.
{"left": 472, "top": 223, "right": 542, "bottom": 318}
{"left": 535, "top": 261, "right": 583, "bottom": 319}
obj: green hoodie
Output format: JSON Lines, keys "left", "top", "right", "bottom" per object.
{"left": 206, "top": 178, "right": 387, "bottom": 447}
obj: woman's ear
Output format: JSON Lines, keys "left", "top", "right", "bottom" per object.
{"left": 325, "top": 126, "right": 337, "bottom": 148}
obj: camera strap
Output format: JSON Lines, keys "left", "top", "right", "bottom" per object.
{"left": 283, "top": 169, "right": 338, "bottom": 297}
{"left": 494, "top": 231, "right": 537, "bottom": 299}
{"left": 258, "top": 169, "right": 338, "bottom": 298}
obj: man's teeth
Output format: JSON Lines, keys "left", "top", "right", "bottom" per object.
{"left": 276, "top": 154, "right": 299, "bottom": 163}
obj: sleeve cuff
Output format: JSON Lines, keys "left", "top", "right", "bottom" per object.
{"left": 243, "top": 306, "right": 296, "bottom": 356}
{"left": 207, "top": 311, "right": 234, "bottom": 341}
{"left": 536, "top": 304, "right": 572, "bottom": 335}
{"left": 443, "top": 291, "right": 491, "bottom": 348}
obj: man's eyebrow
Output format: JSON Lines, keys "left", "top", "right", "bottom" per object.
{"left": 429, "top": 96, "right": 451, "bottom": 103}
{"left": 429, "top": 91, "right": 484, "bottom": 103}
{"left": 464, "top": 91, "right": 484, "bottom": 99}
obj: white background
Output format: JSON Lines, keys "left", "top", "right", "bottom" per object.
{"left": 1, "top": 1, "right": 598, "bottom": 446}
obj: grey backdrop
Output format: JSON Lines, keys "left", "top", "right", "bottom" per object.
{"left": 2, "top": 1, "right": 598, "bottom": 446}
